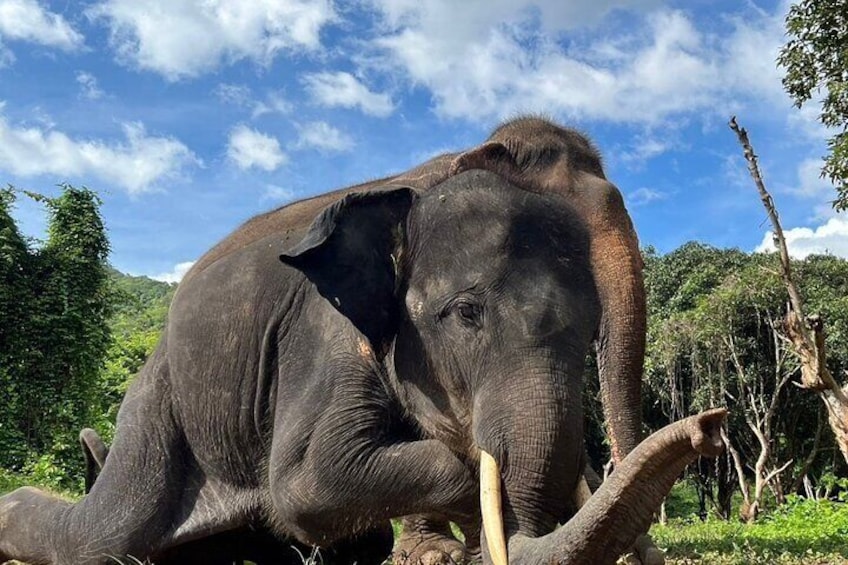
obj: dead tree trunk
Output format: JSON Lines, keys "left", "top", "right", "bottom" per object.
{"left": 729, "top": 116, "right": 848, "bottom": 466}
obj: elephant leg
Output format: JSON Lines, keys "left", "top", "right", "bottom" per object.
{"left": 0, "top": 348, "right": 253, "bottom": 564}
{"left": 269, "top": 364, "right": 477, "bottom": 550}
{"left": 392, "top": 515, "right": 466, "bottom": 565}
{"left": 0, "top": 396, "right": 181, "bottom": 561}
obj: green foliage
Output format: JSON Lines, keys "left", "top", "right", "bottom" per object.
{"left": 779, "top": 0, "right": 848, "bottom": 211}
{"left": 643, "top": 243, "right": 848, "bottom": 520}
{"left": 0, "top": 185, "right": 113, "bottom": 489}
{"left": 653, "top": 498, "right": 848, "bottom": 564}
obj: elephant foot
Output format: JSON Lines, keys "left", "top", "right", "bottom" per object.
{"left": 391, "top": 517, "right": 467, "bottom": 565}
{"left": 618, "top": 534, "right": 665, "bottom": 565}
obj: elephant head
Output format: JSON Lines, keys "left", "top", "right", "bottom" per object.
{"left": 449, "top": 118, "right": 646, "bottom": 465}
{"left": 281, "top": 170, "right": 721, "bottom": 563}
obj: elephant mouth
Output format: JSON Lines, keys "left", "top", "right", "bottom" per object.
{"left": 477, "top": 409, "right": 726, "bottom": 565}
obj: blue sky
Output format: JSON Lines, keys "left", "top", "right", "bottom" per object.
{"left": 0, "top": 0, "right": 845, "bottom": 282}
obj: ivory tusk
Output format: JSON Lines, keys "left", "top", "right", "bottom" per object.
{"left": 480, "top": 450, "right": 509, "bottom": 565}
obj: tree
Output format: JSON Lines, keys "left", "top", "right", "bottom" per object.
{"left": 779, "top": 0, "right": 848, "bottom": 211}
{"left": 644, "top": 243, "right": 848, "bottom": 520}
{"left": 731, "top": 117, "right": 848, "bottom": 471}
{"left": 0, "top": 185, "right": 112, "bottom": 488}
{"left": 0, "top": 187, "right": 35, "bottom": 466}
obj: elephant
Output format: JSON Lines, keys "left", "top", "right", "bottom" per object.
{"left": 181, "top": 116, "right": 651, "bottom": 562}
{"left": 0, "top": 168, "right": 725, "bottom": 565}
{"left": 77, "top": 429, "right": 393, "bottom": 565}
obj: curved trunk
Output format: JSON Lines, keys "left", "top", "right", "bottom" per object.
{"left": 483, "top": 409, "right": 726, "bottom": 565}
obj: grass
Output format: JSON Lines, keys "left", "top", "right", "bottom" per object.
{"left": 651, "top": 497, "right": 848, "bottom": 564}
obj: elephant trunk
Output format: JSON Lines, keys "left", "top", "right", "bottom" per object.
{"left": 480, "top": 409, "right": 726, "bottom": 565}
{"left": 578, "top": 173, "right": 646, "bottom": 464}
{"left": 474, "top": 369, "right": 583, "bottom": 561}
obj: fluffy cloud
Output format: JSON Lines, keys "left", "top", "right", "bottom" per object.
{"left": 151, "top": 261, "right": 195, "bottom": 283}
{"left": 756, "top": 217, "right": 848, "bottom": 259}
{"left": 366, "top": 2, "right": 790, "bottom": 123}
{"left": 786, "top": 158, "right": 834, "bottom": 199}
{"left": 294, "top": 121, "right": 354, "bottom": 152}
{"left": 76, "top": 71, "right": 104, "bottom": 100}
{"left": 215, "top": 84, "right": 292, "bottom": 118}
{"left": 0, "top": 0, "right": 84, "bottom": 50}
{"left": 89, "top": 0, "right": 336, "bottom": 80}
{"left": 301, "top": 72, "right": 394, "bottom": 117}
{"left": 0, "top": 113, "right": 198, "bottom": 194}
{"left": 227, "top": 125, "right": 287, "bottom": 171}
{"left": 628, "top": 187, "right": 667, "bottom": 206}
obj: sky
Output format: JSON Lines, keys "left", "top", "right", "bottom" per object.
{"left": 0, "top": 0, "right": 846, "bottom": 282}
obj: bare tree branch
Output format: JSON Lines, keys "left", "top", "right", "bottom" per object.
{"left": 730, "top": 115, "right": 848, "bottom": 465}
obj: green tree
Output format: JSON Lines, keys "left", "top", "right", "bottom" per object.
{"left": 0, "top": 187, "right": 34, "bottom": 466}
{"left": 31, "top": 186, "right": 112, "bottom": 480}
{"left": 643, "top": 243, "right": 848, "bottom": 520}
{"left": 0, "top": 186, "right": 112, "bottom": 488}
{"left": 779, "top": 0, "right": 848, "bottom": 210}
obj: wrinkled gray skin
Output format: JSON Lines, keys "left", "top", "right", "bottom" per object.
{"left": 0, "top": 170, "right": 723, "bottom": 565}
{"left": 71, "top": 116, "right": 650, "bottom": 565}
{"left": 0, "top": 171, "right": 583, "bottom": 562}
{"left": 79, "top": 429, "right": 393, "bottom": 565}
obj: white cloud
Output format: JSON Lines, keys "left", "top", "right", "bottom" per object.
{"left": 76, "top": 71, "right": 104, "bottom": 100}
{"left": 620, "top": 135, "right": 672, "bottom": 165}
{"left": 0, "top": 113, "right": 198, "bottom": 194}
{"left": 151, "top": 261, "right": 195, "bottom": 283}
{"left": 365, "top": 2, "right": 791, "bottom": 124}
{"left": 215, "top": 84, "right": 292, "bottom": 118}
{"left": 628, "top": 187, "right": 666, "bottom": 206}
{"left": 756, "top": 217, "right": 848, "bottom": 259}
{"left": 294, "top": 121, "right": 354, "bottom": 152}
{"left": 89, "top": 0, "right": 336, "bottom": 80}
{"left": 0, "top": 41, "right": 13, "bottom": 66}
{"left": 787, "top": 101, "right": 830, "bottom": 143}
{"left": 262, "top": 184, "right": 295, "bottom": 202}
{"left": 302, "top": 71, "right": 394, "bottom": 117}
{"left": 785, "top": 158, "right": 834, "bottom": 200}
{"left": 227, "top": 124, "right": 287, "bottom": 171}
{"left": 0, "top": 0, "right": 84, "bottom": 50}
{"left": 251, "top": 91, "right": 292, "bottom": 118}
{"left": 215, "top": 83, "right": 254, "bottom": 106}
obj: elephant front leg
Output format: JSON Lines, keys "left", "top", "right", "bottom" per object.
{"left": 392, "top": 515, "right": 469, "bottom": 565}
{"left": 268, "top": 376, "right": 478, "bottom": 552}
{"left": 270, "top": 433, "right": 477, "bottom": 550}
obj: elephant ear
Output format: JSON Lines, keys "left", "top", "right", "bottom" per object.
{"left": 280, "top": 187, "right": 415, "bottom": 348}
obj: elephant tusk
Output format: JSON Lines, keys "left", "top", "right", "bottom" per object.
{"left": 574, "top": 475, "right": 593, "bottom": 508}
{"left": 480, "top": 450, "right": 509, "bottom": 565}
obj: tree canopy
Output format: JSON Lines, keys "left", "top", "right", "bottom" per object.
{"left": 779, "top": 0, "right": 848, "bottom": 210}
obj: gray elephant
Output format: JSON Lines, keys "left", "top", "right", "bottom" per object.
{"left": 184, "top": 116, "right": 651, "bottom": 562}
{"left": 1, "top": 168, "right": 724, "bottom": 564}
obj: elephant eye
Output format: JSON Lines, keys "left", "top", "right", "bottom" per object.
{"left": 453, "top": 299, "right": 482, "bottom": 328}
